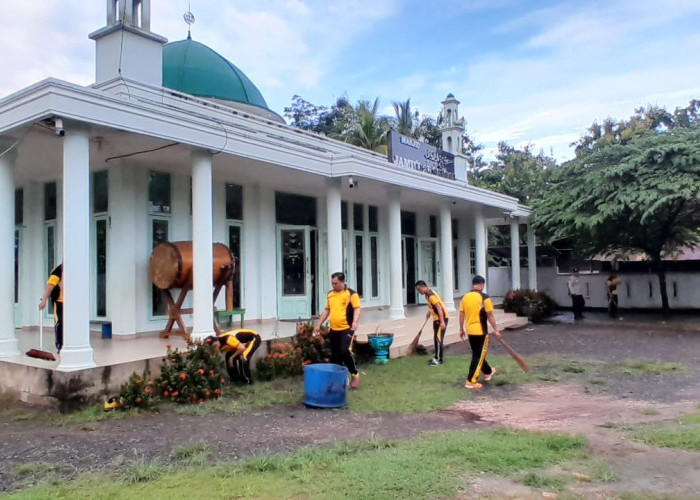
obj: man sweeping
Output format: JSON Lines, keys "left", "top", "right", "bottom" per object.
{"left": 458, "top": 275, "right": 501, "bottom": 390}
{"left": 415, "top": 280, "right": 448, "bottom": 366}
{"left": 38, "top": 263, "right": 63, "bottom": 354}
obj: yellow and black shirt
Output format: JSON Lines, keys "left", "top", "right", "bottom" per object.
{"left": 426, "top": 289, "right": 449, "bottom": 321}
{"left": 217, "top": 329, "right": 260, "bottom": 360}
{"left": 459, "top": 290, "right": 493, "bottom": 336}
{"left": 47, "top": 264, "right": 63, "bottom": 303}
{"left": 325, "top": 287, "right": 361, "bottom": 331}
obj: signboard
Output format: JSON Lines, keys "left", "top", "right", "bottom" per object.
{"left": 387, "top": 131, "right": 455, "bottom": 180}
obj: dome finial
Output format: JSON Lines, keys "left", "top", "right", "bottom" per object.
{"left": 183, "top": 6, "right": 195, "bottom": 40}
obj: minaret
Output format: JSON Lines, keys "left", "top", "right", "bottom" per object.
{"left": 89, "top": 0, "right": 168, "bottom": 87}
{"left": 440, "top": 93, "right": 468, "bottom": 182}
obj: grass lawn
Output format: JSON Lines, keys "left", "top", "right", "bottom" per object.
{"left": 625, "top": 404, "right": 700, "bottom": 452}
{"left": 0, "top": 354, "right": 686, "bottom": 424}
{"left": 3, "top": 429, "right": 587, "bottom": 499}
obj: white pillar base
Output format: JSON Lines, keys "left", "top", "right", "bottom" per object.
{"left": 0, "top": 338, "right": 20, "bottom": 358}
{"left": 57, "top": 346, "right": 97, "bottom": 371}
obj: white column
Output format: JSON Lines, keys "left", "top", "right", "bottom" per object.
{"left": 326, "top": 178, "right": 343, "bottom": 275}
{"left": 107, "top": 165, "right": 137, "bottom": 336}
{"left": 0, "top": 141, "right": 19, "bottom": 357}
{"left": 190, "top": 150, "right": 214, "bottom": 340}
{"left": 439, "top": 205, "right": 455, "bottom": 311}
{"left": 388, "top": 189, "right": 404, "bottom": 319}
{"left": 510, "top": 219, "right": 521, "bottom": 290}
{"left": 527, "top": 224, "right": 537, "bottom": 291}
{"left": 474, "top": 209, "right": 487, "bottom": 280}
{"left": 457, "top": 219, "right": 470, "bottom": 292}
{"left": 58, "top": 126, "right": 96, "bottom": 370}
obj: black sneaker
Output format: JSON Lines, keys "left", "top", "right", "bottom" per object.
{"left": 429, "top": 358, "right": 443, "bottom": 366}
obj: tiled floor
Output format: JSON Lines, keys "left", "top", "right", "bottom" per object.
{"left": 7, "top": 305, "right": 431, "bottom": 369}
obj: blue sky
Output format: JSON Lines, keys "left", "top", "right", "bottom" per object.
{"left": 1, "top": 1, "right": 699, "bottom": 162}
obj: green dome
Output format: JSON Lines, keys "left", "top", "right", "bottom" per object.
{"left": 163, "top": 38, "right": 269, "bottom": 110}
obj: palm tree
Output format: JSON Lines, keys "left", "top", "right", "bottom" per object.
{"left": 345, "top": 98, "right": 390, "bottom": 155}
{"left": 392, "top": 98, "right": 416, "bottom": 136}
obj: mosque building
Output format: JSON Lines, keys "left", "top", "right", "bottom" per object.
{"left": 0, "top": 0, "right": 533, "bottom": 373}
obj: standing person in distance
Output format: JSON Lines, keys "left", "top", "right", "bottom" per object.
{"left": 568, "top": 268, "right": 585, "bottom": 320}
{"left": 415, "top": 280, "right": 448, "bottom": 366}
{"left": 606, "top": 273, "right": 622, "bottom": 318}
{"left": 314, "top": 272, "right": 362, "bottom": 388}
{"left": 458, "top": 275, "right": 500, "bottom": 390}
{"left": 38, "top": 263, "right": 63, "bottom": 354}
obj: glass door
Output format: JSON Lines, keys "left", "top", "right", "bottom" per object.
{"left": 402, "top": 236, "right": 416, "bottom": 305}
{"left": 277, "top": 226, "right": 312, "bottom": 320}
{"left": 92, "top": 216, "right": 108, "bottom": 319}
{"left": 417, "top": 238, "right": 439, "bottom": 304}
{"left": 14, "top": 228, "right": 21, "bottom": 325}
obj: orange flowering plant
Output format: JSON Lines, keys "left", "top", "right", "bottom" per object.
{"left": 155, "top": 341, "right": 225, "bottom": 404}
{"left": 256, "top": 320, "right": 331, "bottom": 380}
{"left": 118, "top": 370, "right": 156, "bottom": 409}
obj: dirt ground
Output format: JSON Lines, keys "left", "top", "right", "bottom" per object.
{"left": 2, "top": 319, "right": 700, "bottom": 498}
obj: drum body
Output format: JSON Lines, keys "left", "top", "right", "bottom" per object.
{"left": 149, "top": 241, "right": 234, "bottom": 290}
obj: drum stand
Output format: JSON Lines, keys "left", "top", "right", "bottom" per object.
{"left": 159, "top": 281, "right": 227, "bottom": 339}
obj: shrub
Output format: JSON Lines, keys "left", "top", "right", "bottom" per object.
{"left": 256, "top": 320, "right": 331, "bottom": 381}
{"left": 503, "top": 289, "right": 557, "bottom": 323}
{"left": 119, "top": 370, "right": 156, "bottom": 409}
{"left": 156, "top": 342, "right": 225, "bottom": 404}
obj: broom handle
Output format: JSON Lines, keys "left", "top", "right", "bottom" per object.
{"left": 39, "top": 303, "right": 44, "bottom": 351}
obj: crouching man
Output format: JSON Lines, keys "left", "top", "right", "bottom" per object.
{"left": 206, "top": 329, "right": 261, "bottom": 385}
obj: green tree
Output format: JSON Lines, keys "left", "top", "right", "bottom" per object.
{"left": 469, "top": 142, "right": 556, "bottom": 204}
{"left": 533, "top": 125, "right": 700, "bottom": 314}
{"left": 392, "top": 98, "right": 417, "bottom": 136}
{"left": 345, "top": 98, "right": 391, "bottom": 154}
{"left": 283, "top": 95, "right": 327, "bottom": 130}
{"left": 413, "top": 116, "right": 442, "bottom": 148}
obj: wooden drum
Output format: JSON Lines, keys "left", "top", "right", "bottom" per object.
{"left": 149, "top": 241, "right": 235, "bottom": 290}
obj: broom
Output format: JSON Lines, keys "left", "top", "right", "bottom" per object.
{"left": 26, "top": 305, "right": 56, "bottom": 361}
{"left": 496, "top": 336, "right": 530, "bottom": 373}
{"left": 407, "top": 317, "right": 430, "bottom": 355}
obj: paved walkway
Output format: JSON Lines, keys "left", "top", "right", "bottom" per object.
{"left": 549, "top": 309, "right": 700, "bottom": 332}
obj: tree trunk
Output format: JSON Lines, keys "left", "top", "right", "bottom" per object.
{"left": 652, "top": 258, "right": 670, "bottom": 316}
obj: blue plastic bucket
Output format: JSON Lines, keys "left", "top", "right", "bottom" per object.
{"left": 303, "top": 363, "right": 348, "bottom": 408}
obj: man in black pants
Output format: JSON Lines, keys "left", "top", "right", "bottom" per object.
{"left": 567, "top": 268, "right": 585, "bottom": 320}
{"left": 38, "top": 264, "right": 63, "bottom": 353}
{"left": 415, "top": 280, "right": 449, "bottom": 365}
{"left": 206, "top": 329, "right": 261, "bottom": 385}
{"left": 314, "top": 272, "right": 362, "bottom": 388}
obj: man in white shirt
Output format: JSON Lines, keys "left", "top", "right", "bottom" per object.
{"left": 567, "top": 268, "right": 585, "bottom": 320}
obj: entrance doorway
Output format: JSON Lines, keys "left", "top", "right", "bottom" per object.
{"left": 277, "top": 225, "right": 317, "bottom": 320}
{"left": 402, "top": 236, "right": 416, "bottom": 305}
{"left": 417, "top": 238, "right": 438, "bottom": 304}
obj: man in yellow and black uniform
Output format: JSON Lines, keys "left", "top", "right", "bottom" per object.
{"left": 206, "top": 329, "right": 261, "bottom": 385}
{"left": 314, "top": 272, "right": 362, "bottom": 388}
{"left": 606, "top": 273, "right": 622, "bottom": 318}
{"left": 38, "top": 264, "right": 63, "bottom": 353}
{"left": 458, "top": 275, "right": 501, "bottom": 390}
{"left": 415, "top": 280, "right": 449, "bottom": 365}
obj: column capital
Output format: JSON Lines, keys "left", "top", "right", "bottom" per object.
{"left": 326, "top": 177, "right": 342, "bottom": 189}
{"left": 190, "top": 147, "right": 213, "bottom": 161}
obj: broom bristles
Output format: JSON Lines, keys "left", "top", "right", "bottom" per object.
{"left": 26, "top": 349, "right": 56, "bottom": 361}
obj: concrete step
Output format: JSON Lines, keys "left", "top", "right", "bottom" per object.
{"left": 355, "top": 309, "right": 528, "bottom": 359}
